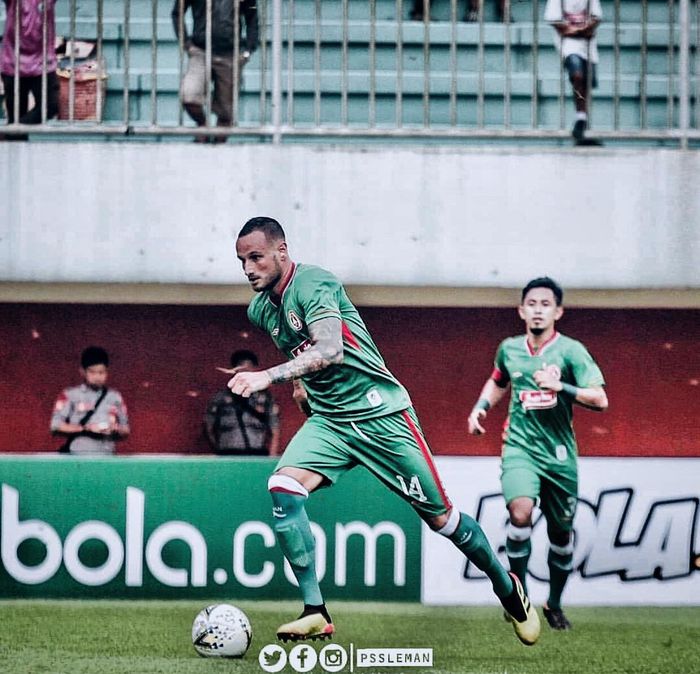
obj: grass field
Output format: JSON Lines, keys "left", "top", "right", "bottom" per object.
{"left": 0, "top": 600, "right": 698, "bottom": 674}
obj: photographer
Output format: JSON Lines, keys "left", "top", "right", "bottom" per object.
{"left": 205, "top": 350, "right": 280, "bottom": 455}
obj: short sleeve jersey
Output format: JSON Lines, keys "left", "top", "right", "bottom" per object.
{"left": 205, "top": 388, "right": 279, "bottom": 454}
{"left": 492, "top": 332, "right": 605, "bottom": 463}
{"left": 247, "top": 263, "right": 411, "bottom": 420}
{"left": 50, "top": 384, "right": 129, "bottom": 455}
{"left": 544, "top": 0, "right": 603, "bottom": 62}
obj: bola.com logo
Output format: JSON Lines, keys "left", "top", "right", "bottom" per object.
{"left": 258, "top": 643, "right": 433, "bottom": 672}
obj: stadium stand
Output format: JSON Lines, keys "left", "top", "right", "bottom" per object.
{"left": 0, "top": 0, "right": 696, "bottom": 133}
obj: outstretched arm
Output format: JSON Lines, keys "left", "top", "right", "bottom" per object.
{"left": 223, "top": 317, "right": 343, "bottom": 397}
{"left": 468, "top": 378, "right": 509, "bottom": 435}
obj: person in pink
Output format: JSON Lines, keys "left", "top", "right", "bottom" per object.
{"left": 1, "top": 0, "right": 58, "bottom": 135}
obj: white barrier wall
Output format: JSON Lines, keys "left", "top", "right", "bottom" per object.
{"left": 424, "top": 457, "right": 700, "bottom": 606}
{"left": 1, "top": 143, "right": 699, "bottom": 289}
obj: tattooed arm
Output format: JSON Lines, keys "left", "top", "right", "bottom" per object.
{"left": 226, "top": 317, "right": 343, "bottom": 397}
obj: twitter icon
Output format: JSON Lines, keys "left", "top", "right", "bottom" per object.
{"left": 259, "top": 644, "right": 287, "bottom": 672}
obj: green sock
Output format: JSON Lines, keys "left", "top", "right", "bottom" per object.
{"left": 271, "top": 490, "right": 323, "bottom": 606}
{"left": 448, "top": 512, "right": 512, "bottom": 598}
{"left": 547, "top": 544, "right": 574, "bottom": 610}
{"left": 506, "top": 537, "right": 532, "bottom": 596}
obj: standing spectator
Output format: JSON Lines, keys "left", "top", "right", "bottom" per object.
{"left": 172, "top": 0, "right": 259, "bottom": 142}
{"left": 1, "top": 0, "right": 59, "bottom": 138}
{"left": 50, "top": 346, "right": 130, "bottom": 455}
{"left": 544, "top": 0, "right": 603, "bottom": 145}
{"left": 205, "top": 349, "right": 280, "bottom": 455}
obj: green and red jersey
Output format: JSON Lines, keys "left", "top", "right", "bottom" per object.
{"left": 492, "top": 332, "right": 605, "bottom": 465}
{"left": 247, "top": 263, "right": 411, "bottom": 420}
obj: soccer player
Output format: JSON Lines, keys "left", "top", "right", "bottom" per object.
{"left": 223, "top": 217, "right": 541, "bottom": 645}
{"left": 467, "top": 277, "right": 608, "bottom": 630}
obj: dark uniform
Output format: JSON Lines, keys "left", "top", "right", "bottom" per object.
{"left": 205, "top": 388, "right": 279, "bottom": 455}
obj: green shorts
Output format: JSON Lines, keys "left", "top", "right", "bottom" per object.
{"left": 501, "top": 447, "right": 578, "bottom": 534}
{"left": 276, "top": 407, "right": 452, "bottom": 519}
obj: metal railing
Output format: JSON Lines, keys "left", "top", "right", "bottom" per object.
{"left": 0, "top": 0, "right": 698, "bottom": 144}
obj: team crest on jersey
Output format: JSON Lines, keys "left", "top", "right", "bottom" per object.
{"left": 287, "top": 310, "right": 303, "bottom": 331}
{"left": 543, "top": 363, "right": 562, "bottom": 379}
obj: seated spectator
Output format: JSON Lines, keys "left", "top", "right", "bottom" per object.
{"left": 1, "top": 0, "right": 59, "bottom": 139}
{"left": 410, "top": 0, "right": 508, "bottom": 23}
{"left": 205, "top": 349, "right": 280, "bottom": 455}
{"left": 544, "top": 0, "right": 603, "bottom": 145}
{"left": 172, "top": 0, "right": 259, "bottom": 143}
{"left": 50, "top": 346, "right": 130, "bottom": 455}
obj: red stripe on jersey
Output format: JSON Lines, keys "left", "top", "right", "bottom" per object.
{"left": 342, "top": 322, "right": 361, "bottom": 350}
{"left": 525, "top": 330, "right": 559, "bottom": 356}
{"left": 279, "top": 262, "right": 297, "bottom": 297}
{"left": 401, "top": 410, "right": 452, "bottom": 511}
{"left": 269, "top": 486, "right": 306, "bottom": 496}
{"left": 268, "top": 263, "right": 298, "bottom": 307}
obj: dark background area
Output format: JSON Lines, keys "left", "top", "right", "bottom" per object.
{"left": 1, "top": 303, "right": 697, "bottom": 456}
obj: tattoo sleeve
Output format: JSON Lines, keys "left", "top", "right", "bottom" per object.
{"left": 267, "top": 316, "right": 343, "bottom": 384}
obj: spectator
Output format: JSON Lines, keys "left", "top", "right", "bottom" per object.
{"left": 544, "top": 0, "right": 603, "bottom": 146}
{"left": 1, "top": 0, "right": 59, "bottom": 139}
{"left": 410, "top": 0, "right": 508, "bottom": 23}
{"left": 205, "top": 349, "right": 280, "bottom": 455}
{"left": 50, "top": 346, "right": 130, "bottom": 455}
{"left": 172, "top": 0, "right": 259, "bottom": 143}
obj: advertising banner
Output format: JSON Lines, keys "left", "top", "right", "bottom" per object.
{"left": 0, "top": 456, "right": 421, "bottom": 600}
{"left": 423, "top": 457, "right": 700, "bottom": 605}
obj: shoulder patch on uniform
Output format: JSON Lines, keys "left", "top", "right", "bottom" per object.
{"left": 287, "top": 310, "right": 303, "bottom": 331}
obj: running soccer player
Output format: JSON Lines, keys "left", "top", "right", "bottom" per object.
{"left": 224, "top": 217, "right": 541, "bottom": 646}
{"left": 467, "top": 277, "right": 608, "bottom": 630}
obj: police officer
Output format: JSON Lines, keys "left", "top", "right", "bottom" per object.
{"left": 205, "top": 350, "right": 280, "bottom": 455}
{"left": 50, "top": 346, "right": 130, "bottom": 455}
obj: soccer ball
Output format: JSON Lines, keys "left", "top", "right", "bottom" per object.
{"left": 191, "top": 604, "right": 253, "bottom": 658}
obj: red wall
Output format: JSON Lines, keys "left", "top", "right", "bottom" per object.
{"left": 1, "top": 303, "right": 698, "bottom": 457}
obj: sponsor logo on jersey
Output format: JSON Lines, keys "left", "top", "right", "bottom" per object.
{"left": 555, "top": 444, "right": 568, "bottom": 461}
{"left": 366, "top": 389, "right": 383, "bottom": 407}
{"left": 271, "top": 327, "right": 279, "bottom": 337}
{"left": 291, "top": 339, "right": 313, "bottom": 357}
{"left": 519, "top": 389, "right": 558, "bottom": 410}
{"left": 287, "top": 310, "right": 303, "bottom": 331}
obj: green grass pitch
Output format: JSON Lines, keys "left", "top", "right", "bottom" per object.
{"left": 0, "top": 600, "right": 698, "bottom": 674}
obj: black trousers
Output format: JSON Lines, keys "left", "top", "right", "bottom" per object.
{"left": 2, "top": 71, "right": 59, "bottom": 124}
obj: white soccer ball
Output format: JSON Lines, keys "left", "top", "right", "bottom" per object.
{"left": 192, "top": 603, "right": 252, "bottom": 658}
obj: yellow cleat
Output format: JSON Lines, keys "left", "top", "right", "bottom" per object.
{"left": 504, "top": 573, "right": 541, "bottom": 646}
{"left": 276, "top": 612, "right": 335, "bottom": 643}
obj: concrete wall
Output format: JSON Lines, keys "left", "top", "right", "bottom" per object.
{"left": 2, "top": 143, "right": 699, "bottom": 289}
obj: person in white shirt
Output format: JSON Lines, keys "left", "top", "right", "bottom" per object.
{"left": 544, "top": 0, "right": 603, "bottom": 145}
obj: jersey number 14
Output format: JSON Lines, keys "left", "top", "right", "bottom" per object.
{"left": 396, "top": 474, "right": 428, "bottom": 502}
